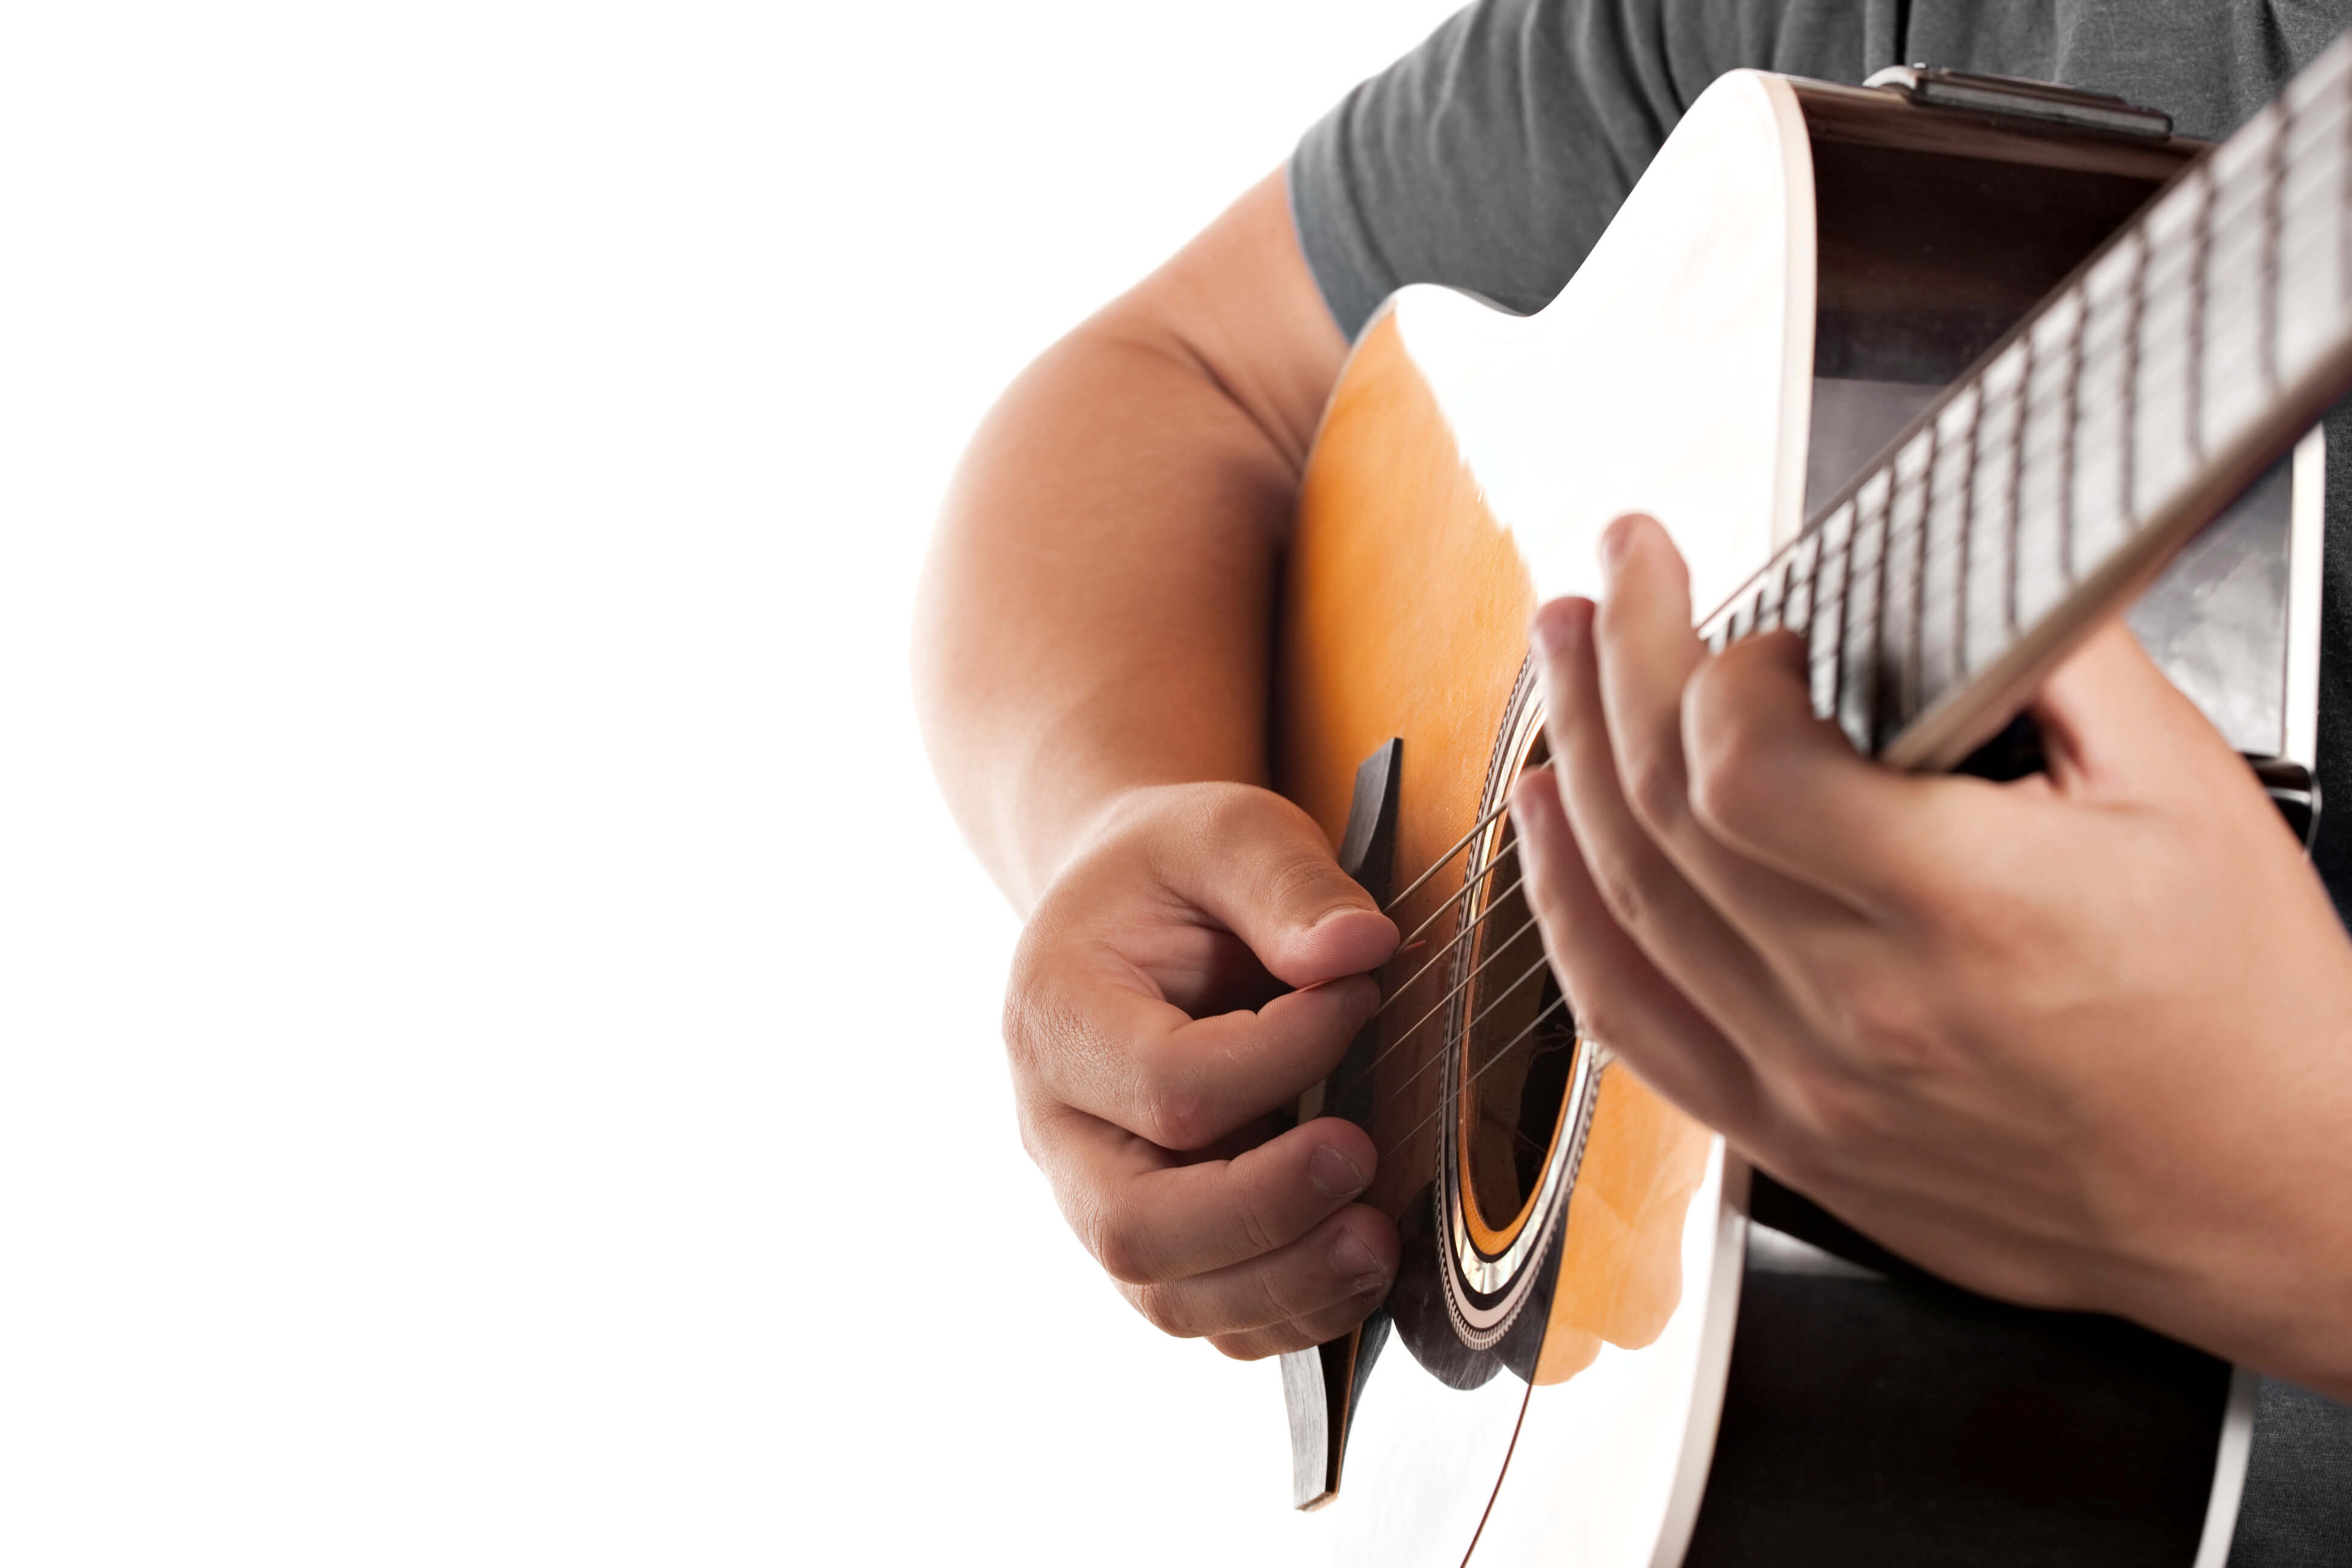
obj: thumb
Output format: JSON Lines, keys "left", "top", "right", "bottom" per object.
{"left": 1163, "top": 789, "right": 1399, "bottom": 988}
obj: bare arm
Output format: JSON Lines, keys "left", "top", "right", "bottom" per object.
{"left": 915, "top": 172, "right": 1404, "bottom": 1359}
{"left": 915, "top": 170, "right": 1345, "bottom": 907}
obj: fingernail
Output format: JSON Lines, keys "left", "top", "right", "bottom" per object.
{"left": 1310, "top": 1144, "right": 1367, "bottom": 1198}
{"left": 1510, "top": 788, "right": 1544, "bottom": 848}
{"left": 1599, "top": 515, "right": 1638, "bottom": 581}
{"left": 1530, "top": 598, "right": 1589, "bottom": 660}
{"left": 1330, "top": 1229, "right": 1383, "bottom": 1282}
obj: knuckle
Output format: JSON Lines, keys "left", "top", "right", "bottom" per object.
{"left": 1570, "top": 992, "right": 1632, "bottom": 1056}
{"left": 998, "top": 983, "right": 1044, "bottom": 1077}
{"left": 1622, "top": 750, "right": 1689, "bottom": 834}
{"left": 1687, "top": 731, "right": 1762, "bottom": 839}
{"left": 1194, "top": 785, "right": 1348, "bottom": 900}
{"left": 998, "top": 929, "right": 1079, "bottom": 1082}
{"left": 1012, "top": 1102, "right": 1050, "bottom": 1169}
{"left": 1129, "top": 1281, "right": 1198, "bottom": 1339}
{"left": 1252, "top": 1258, "right": 1318, "bottom": 1325}
{"left": 1235, "top": 1191, "right": 1283, "bottom": 1261}
{"left": 1097, "top": 1236, "right": 1155, "bottom": 1289}
{"left": 1265, "top": 849, "right": 1350, "bottom": 918}
{"left": 1139, "top": 1083, "right": 1216, "bottom": 1152}
{"left": 1087, "top": 1201, "right": 1158, "bottom": 1287}
{"left": 1586, "top": 848, "right": 1655, "bottom": 935}
{"left": 1783, "top": 1073, "right": 1877, "bottom": 1148}
{"left": 1190, "top": 781, "right": 1270, "bottom": 855}
{"left": 1822, "top": 976, "right": 1942, "bottom": 1079}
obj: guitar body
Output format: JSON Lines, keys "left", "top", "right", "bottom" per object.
{"left": 1275, "top": 68, "right": 2325, "bottom": 1566}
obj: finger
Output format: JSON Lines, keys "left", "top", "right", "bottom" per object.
{"left": 1533, "top": 593, "right": 1817, "bottom": 1065}
{"left": 1035, "top": 1108, "right": 1381, "bottom": 1284}
{"left": 2032, "top": 618, "right": 2255, "bottom": 799}
{"left": 1573, "top": 520, "right": 1860, "bottom": 935}
{"left": 1154, "top": 789, "right": 1399, "bottom": 988}
{"left": 1008, "top": 933, "right": 1380, "bottom": 1149}
{"left": 1509, "top": 768, "right": 1763, "bottom": 1138}
{"left": 1121, "top": 1204, "right": 1399, "bottom": 1341}
{"left": 1680, "top": 626, "right": 1966, "bottom": 913}
{"left": 1206, "top": 1283, "right": 1394, "bottom": 1361}
{"left": 1587, "top": 515, "right": 1705, "bottom": 838}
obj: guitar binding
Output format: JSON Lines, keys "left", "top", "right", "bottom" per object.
{"left": 1431, "top": 659, "right": 1596, "bottom": 1358}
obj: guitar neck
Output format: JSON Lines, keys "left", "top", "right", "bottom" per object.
{"left": 1700, "top": 38, "right": 2352, "bottom": 770}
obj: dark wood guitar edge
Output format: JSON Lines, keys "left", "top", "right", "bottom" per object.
{"left": 1687, "top": 1171, "right": 2235, "bottom": 1566}
{"left": 1281, "top": 739, "right": 1402, "bottom": 1509}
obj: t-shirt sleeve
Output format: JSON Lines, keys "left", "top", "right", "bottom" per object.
{"left": 1288, "top": 0, "right": 1905, "bottom": 340}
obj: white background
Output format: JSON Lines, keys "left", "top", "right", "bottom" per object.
{"left": 0, "top": 2, "right": 1466, "bottom": 1562}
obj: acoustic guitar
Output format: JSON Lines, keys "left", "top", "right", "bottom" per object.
{"left": 1273, "top": 47, "right": 2349, "bottom": 1568}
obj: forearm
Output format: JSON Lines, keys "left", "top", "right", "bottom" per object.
{"left": 914, "top": 171, "right": 1345, "bottom": 910}
{"left": 915, "top": 328, "right": 1290, "bottom": 907}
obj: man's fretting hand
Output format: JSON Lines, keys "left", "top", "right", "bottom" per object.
{"left": 1005, "top": 782, "right": 1401, "bottom": 1359}
{"left": 1512, "top": 512, "right": 2352, "bottom": 1398}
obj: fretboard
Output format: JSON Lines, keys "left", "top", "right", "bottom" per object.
{"left": 1699, "top": 38, "right": 2352, "bottom": 769}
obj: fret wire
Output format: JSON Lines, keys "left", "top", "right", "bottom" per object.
{"left": 2264, "top": 99, "right": 2288, "bottom": 395}
{"left": 1955, "top": 385, "right": 1980, "bottom": 679}
{"left": 1760, "top": 193, "right": 2333, "bottom": 602}
{"left": 1834, "top": 501, "right": 1865, "bottom": 745}
{"left": 1907, "top": 423, "right": 1936, "bottom": 726}
{"left": 1711, "top": 114, "right": 2351, "bottom": 724}
{"left": 2341, "top": 59, "right": 2352, "bottom": 319}
{"left": 1866, "top": 482, "right": 1895, "bottom": 750}
{"left": 2005, "top": 333, "right": 2031, "bottom": 640}
{"left": 2186, "top": 165, "right": 2215, "bottom": 463}
{"left": 1784, "top": 535, "right": 1808, "bottom": 639}
{"left": 1768, "top": 246, "right": 2258, "bottom": 639}
{"left": 1820, "top": 520, "right": 1847, "bottom": 723}
{"left": 1382, "top": 54, "right": 2352, "bottom": 1137}
{"left": 2120, "top": 228, "right": 2147, "bottom": 535}
{"left": 1825, "top": 509, "right": 1852, "bottom": 728}
{"left": 2062, "top": 287, "right": 2089, "bottom": 586}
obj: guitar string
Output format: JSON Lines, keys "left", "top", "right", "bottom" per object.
{"left": 1344, "top": 947, "right": 1555, "bottom": 1116}
{"left": 1317, "top": 826, "right": 1544, "bottom": 1119}
{"left": 1710, "top": 125, "right": 2316, "bottom": 665}
{"left": 1383, "top": 122, "right": 2306, "bottom": 941}
{"left": 1374, "top": 994, "right": 1575, "bottom": 1169}
{"left": 1711, "top": 207, "right": 2313, "bottom": 734}
{"left": 1380, "top": 797, "right": 1514, "bottom": 916}
{"left": 1324, "top": 97, "right": 2337, "bottom": 1164}
{"left": 1344, "top": 907, "right": 1543, "bottom": 1099}
{"left": 1383, "top": 863, "right": 1523, "bottom": 1000}
{"left": 1376, "top": 866, "right": 1527, "bottom": 1019}
{"left": 1331, "top": 233, "right": 2287, "bottom": 1140}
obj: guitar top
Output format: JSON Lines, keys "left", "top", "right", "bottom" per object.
{"left": 1273, "top": 46, "right": 2347, "bottom": 1567}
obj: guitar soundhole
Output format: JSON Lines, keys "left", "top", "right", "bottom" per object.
{"left": 1461, "top": 746, "right": 1582, "bottom": 1238}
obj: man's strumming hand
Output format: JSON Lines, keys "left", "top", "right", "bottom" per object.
{"left": 1005, "top": 782, "right": 1401, "bottom": 1358}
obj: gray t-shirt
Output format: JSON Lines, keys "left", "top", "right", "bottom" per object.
{"left": 1289, "top": 2, "right": 2352, "bottom": 1560}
